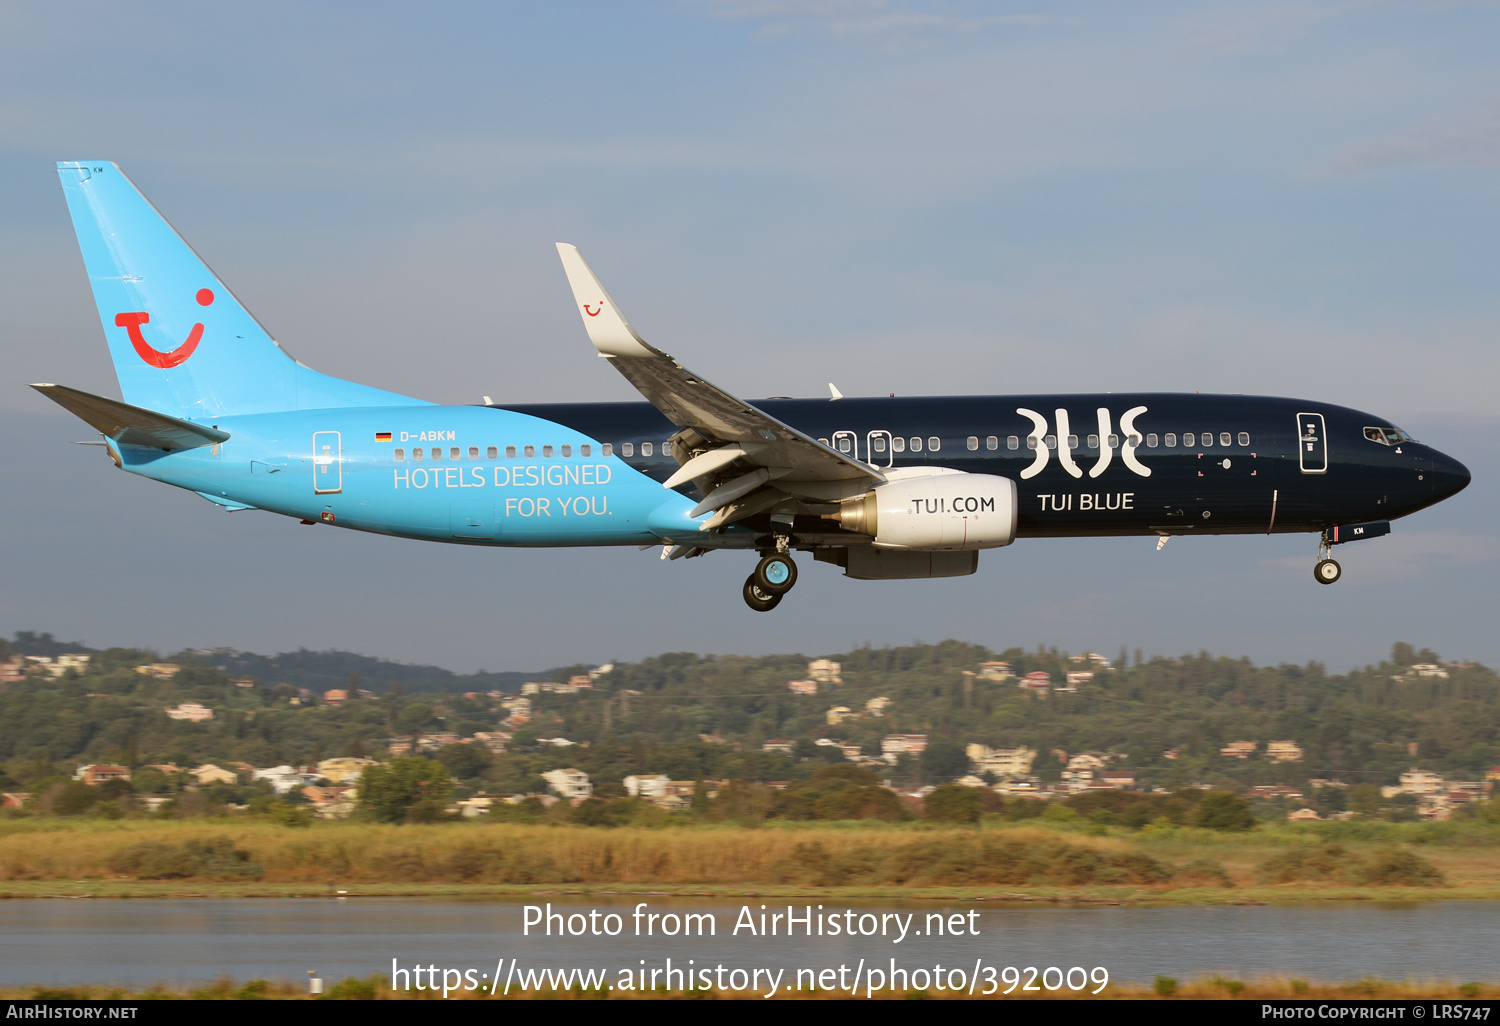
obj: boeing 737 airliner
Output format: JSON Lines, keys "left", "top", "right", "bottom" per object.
{"left": 37, "top": 162, "right": 1471, "bottom": 611}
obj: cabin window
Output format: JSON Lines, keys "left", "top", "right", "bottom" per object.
{"left": 1237, "top": 432, "right": 1250, "bottom": 447}
{"left": 892, "top": 437, "right": 906, "bottom": 452}
{"left": 394, "top": 448, "right": 406, "bottom": 461}
{"left": 601, "top": 443, "right": 612, "bottom": 457}
{"left": 910, "top": 437, "right": 923, "bottom": 452}
{"left": 1107, "top": 434, "right": 1119, "bottom": 449}
{"left": 621, "top": 443, "right": 634, "bottom": 457}
{"left": 1008, "top": 436, "right": 1019, "bottom": 450}
{"left": 505, "top": 445, "right": 517, "bottom": 459}
{"left": 486, "top": 446, "right": 497, "bottom": 459}
{"left": 986, "top": 435, "right": 998, "bottom": 450}
{"left": 818, "top": 437, "right": 829, "bottom": 446}
{"left": 1127, "top": 434, "right": 1141, "bottom": 447}
{"left": 468, "top": 446, "right": 479, "bottom": 459}
{"left": 1146, "top": 433, "right": 1158, "bottom": 448}
{"left": 872, "top": 436, "right": 887, "bottom": 452}
{"left": 561, "top": 444, "right": 572, "bottom": 457}
{"left": 837, "top": 436, "right": 851, "bottom": 452}
{"left": 662, "top": 441, "right": 672, "bottom": 456}
{"left": 435, "top": 447, "right": 447, "bottom": 461}
{"left": 1066, "top": 434, "right": 1078, "bottom": 449}
{"left": 1219, "top": 432, "right": 1231, "bottom": 447}
{"left": 542, "top": 444, "right": 554, "bottom": 458}
{"left": 1026, "top": 436, "right": 1037, "bottom": 450}
{"left": 967, "top": 436, "right": 979, "bottom": 451}
{"left": 1087, "top": 434, "right": 1099, "bottom": 449}
{"left": 1183, "top": 432, "right": 1195, "bottom": 447}
{"left": 928, "top": 436, "right": 941, "bottom": 451}
{"left": 1164, "top": 433, "right": 1177, "bottom": 447}
{"left": 580, "top": 444, "right": 591, "bottom": 457}
{"left": 641, "top": 442, "right": 653, "bottom": 457}
{"left": 1044, "top": 434, "right": 1057, "bottom": 450}
{"left": 523, "top": 445, "right": 535, "bottom": 458}
{"left": 413, "top": 448, "right": 425, "bottom": 460}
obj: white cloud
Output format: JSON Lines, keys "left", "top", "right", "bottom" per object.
{"left": 1315, "top": 102, "right": 1500, "bottom": 176}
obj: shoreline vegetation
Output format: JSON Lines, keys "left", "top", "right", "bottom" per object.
{"left": 1, "top": 817, "right": 1495, "bottom": 904}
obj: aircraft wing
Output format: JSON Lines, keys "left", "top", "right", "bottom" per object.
{"left": 556, "top": 244, "right": 882, "bottom": 530}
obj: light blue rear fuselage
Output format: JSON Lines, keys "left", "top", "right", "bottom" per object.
{"left": 120, "top": 405, "right": 709, "bottom": 547}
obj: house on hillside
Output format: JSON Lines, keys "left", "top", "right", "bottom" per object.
{"left": 881, "top": 735, "right": 929, "bottom": 763}
{"left": 966, "top": 745, "right": 1037, "bottom": 778}
{"left": 808, "top": 659, "right": 842, "bottom": 684}
{"left": 542, "top": 768, "right": 592, "bottom": 800}
{"left": 191, "top": 764, "right": 238, "bottom": 786}
{"left": 165, "top": 702, "right": 213, "bottom": 722}
{"left": 1266, "top": 741, "right": 1305, "bottom": 763}
{"left": 315, "top": 757, "right": 379, "bottom": 784}
{"left": 73, "top": 764, "right": 130, "bottom": 786}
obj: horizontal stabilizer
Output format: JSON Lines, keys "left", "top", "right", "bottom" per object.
{"left": 31, "top": 383, "right": 229, "bottom": 450}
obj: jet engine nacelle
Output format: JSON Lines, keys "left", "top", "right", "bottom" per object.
{"left": 832, "top": 469, "right": 1018, "bottom": 550}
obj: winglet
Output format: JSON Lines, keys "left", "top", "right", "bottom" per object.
{"left": 555, "top": 244, "right": 660, "bottom": 359}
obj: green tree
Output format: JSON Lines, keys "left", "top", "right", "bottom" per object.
{"left": 1191, "top": 791, "right": 1255, "bottom": 832}
{"left": 358, "top": 757, "right": 453, "bottom": 824}
{"left": 1348, "top": 784, "right": 1383, "bottom": 817}
{"left": 920, "top": 739, "right": 969, "bottom": 782}
{"left": 434, "top": 743, "right": 490, "bottom": 780}
{"left": 922, "top": 784, "right": 983, "bottom": 823}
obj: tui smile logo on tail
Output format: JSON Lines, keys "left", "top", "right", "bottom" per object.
{"left": 114, "top": 288, "right": 214, "bottom": 368}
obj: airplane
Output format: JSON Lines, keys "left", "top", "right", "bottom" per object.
{"left": 36, "top": 162, "right": 1471, "bottom": 612}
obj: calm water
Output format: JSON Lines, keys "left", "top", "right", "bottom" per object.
{"left": 0, "top": 898, "right": 1494, "bottom": 989}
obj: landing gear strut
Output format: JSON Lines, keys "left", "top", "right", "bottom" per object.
{"left": 1314, "top": 532, "right": 1341, "bottom": 585}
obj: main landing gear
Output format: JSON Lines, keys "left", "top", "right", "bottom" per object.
{"left": 743, "top": 540, "right": 798, "bottom": 612}
{"left": 1314, "top": 531, "right": 1341, "bottom": 585}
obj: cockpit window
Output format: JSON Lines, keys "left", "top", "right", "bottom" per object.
{"left": 1364, "top": 426, "right": 1412, "bottom": 445}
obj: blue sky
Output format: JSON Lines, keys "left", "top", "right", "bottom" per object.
{"left": 3, "top": 2, "right": 1497, "bottom": 672}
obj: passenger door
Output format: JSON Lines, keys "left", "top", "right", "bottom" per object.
{"left": 1296, "top": 413, "right": 1327, "bottom": 474}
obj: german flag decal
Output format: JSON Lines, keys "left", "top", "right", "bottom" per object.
{"left": 375, "top": 432, "right": 392, "bottom": 442}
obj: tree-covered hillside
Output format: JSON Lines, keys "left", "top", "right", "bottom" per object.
{"left": 1, "top": 632, "right": 1496, "bottom": 796}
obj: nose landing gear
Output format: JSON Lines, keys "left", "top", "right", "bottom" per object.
{"left": 1314, "top": 531, "right": 1341, "bottom": 585}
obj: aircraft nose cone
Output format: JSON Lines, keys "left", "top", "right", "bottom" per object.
{"left": 1429, "top": 450, "right": 1471, "bottom": 502}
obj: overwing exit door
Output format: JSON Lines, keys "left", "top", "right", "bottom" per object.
{"left": 1296, "top": 413, "right": 1327, "bottom": 474}
{"left": 313, "top": 431, "right": 343, "bottom": 494}
{"left": 831, "top": 430, "right": 859, "bottom": 460}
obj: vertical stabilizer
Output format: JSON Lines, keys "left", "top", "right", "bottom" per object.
{"left": 56, "top": 162, "right": 427, "bottom": 418}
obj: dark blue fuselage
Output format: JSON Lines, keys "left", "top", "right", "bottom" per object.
{"left": 507, "top": 393, "right": 1469, "bottom": 539}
